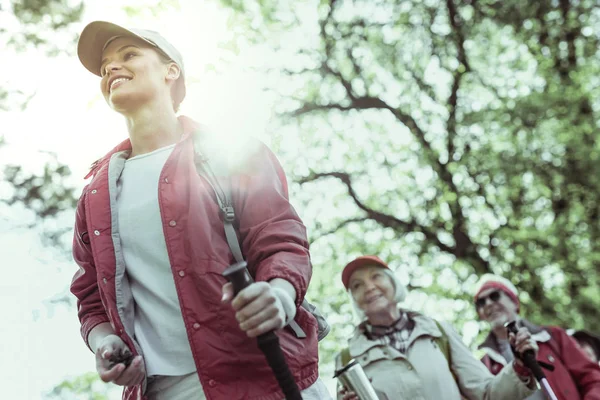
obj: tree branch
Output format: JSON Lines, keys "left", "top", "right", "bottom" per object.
{"left": 405, "top": 64, "right": 440, "bottom": 103}
{"left": 446, "top": 70, "right": 463, "bottom": 163}
{"left": 559, "top": 0, "right": 577, "bottom": 69}
{"left": 309, "top": 217, "right": 366, "bottom": 244}
{"left": 291, "top": 95, "right": 492, "bottom": 271}
{"left": 299, "top": 171, "right": 455, "bottom": 255}
{"left": 446, "top": 0, "right": 471, "bottom": 72}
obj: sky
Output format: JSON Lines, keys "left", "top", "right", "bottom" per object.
{"left": 0, "top": 0, "right": 313, "bottom": 398}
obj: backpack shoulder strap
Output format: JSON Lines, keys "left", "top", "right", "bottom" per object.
{"left": 339, "top": 347, "right": 352, "bottom": 366}
{"left": 192, "top": 131, "right": 244, "bottom": 264}
{"left": 193, "top": 133, "right": 307, "bottom": 338}
{"left": 194, "top": 151, "right": 244, "bottom": 264}
{"left": 433, "top": 319, "right": 451, "bottom": 366}
{"left": 433, "top": 319, "right": 465, "bottom": 397}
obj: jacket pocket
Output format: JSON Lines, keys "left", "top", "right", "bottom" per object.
{"left": 189, "top": 259, "right": 229, "bottom": 305}
{"left": 190, "top": 260, "right": 256, "bottom": 351}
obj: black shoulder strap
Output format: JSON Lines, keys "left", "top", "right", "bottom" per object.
{"left": 193, "top": 132, "right": 306, "bottom": 338}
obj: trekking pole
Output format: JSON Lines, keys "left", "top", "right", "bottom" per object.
{"left": 223, "top": 261, "right": 303, "bottom": 400}
{"left": 505, "top": 321, "right": 559, "bottom": 400}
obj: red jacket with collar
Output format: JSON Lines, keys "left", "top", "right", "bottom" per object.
{"left": 480, "top": 325, "right": 600, "bottom": 400}
{"left": 70, "top": 116, "right": 319, "bottom": 400}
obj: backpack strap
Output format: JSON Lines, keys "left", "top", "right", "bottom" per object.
{"left": 433, "top": 319, "right": 451, "bottom": 365}
{"left": 340, "top": 347, "right": 352, "bottom": 366}
{"left": 194, "top": 152, "right": 244, "bottom": 263}
{"left": 433, "top": 319, "right": 465, "bottom": 398}
{"left": 193, "top": 135, "right": 307, "bottom": 338}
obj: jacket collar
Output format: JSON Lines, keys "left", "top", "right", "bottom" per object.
{"left": 365, "top": 311, "right": 412, "bottom": 339}
{"left": 84, "top": 115, "right": 201, "bottom": 180}
{"left": 348, "top": 310, "right": 443, "bottom": 357}
{"left": 84, "top": 138, "right": 131, "bottom": 179}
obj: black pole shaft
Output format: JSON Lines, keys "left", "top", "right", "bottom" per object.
{"left": 257, "top": 333, "right": 303, "bottom": 400}
{"left": 223, "top": 262, "right": 303, "bottom": 400}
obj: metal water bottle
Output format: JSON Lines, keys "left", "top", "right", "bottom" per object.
{"left": 334, "top": 359, "right": 380, "bottom": 400}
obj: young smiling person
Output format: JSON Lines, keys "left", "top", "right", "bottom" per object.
{"left": 334, "top": 256, "right": 537, "bottom": 400}
{"left": 70, "top": 21, "right": 331, "bottom": 400}
{"left": 474, "top": 274, "right": 600, "bottom": 400}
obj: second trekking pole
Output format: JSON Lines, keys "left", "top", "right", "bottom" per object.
{"left": 505, "top": 321, "right": 559, "bottom": 400}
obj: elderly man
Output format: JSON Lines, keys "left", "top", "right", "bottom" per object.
{"left": 474, "top": 274, "right": 600, "bottom": 400}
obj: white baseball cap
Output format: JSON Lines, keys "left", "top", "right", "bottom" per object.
{"left": 77, "top": 21, "right": 186, "bottom": 104}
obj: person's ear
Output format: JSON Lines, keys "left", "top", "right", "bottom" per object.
{"left": 166, "top": 63, "right": 181, "bottom": 82}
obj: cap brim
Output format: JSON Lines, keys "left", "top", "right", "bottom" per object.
{"left": 342, "top": 256, "right": 388, "bottom": 289}
{"left": 77, "top": 21, "right": 154, "bottom": 77}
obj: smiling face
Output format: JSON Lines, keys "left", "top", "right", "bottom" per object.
{"left": 349, "top": 265, "right": 396, "bottom": 319}
{"left": 476, "top": 287, "right": 519, "bottom": 329}
{"left": 99, "top": 36, "right": 179, "bottom": 113}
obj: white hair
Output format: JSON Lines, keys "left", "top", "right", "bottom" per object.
{"left": 348, "top": 267, "right": 407, "bottom": 323}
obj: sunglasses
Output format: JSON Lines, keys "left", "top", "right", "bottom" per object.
{"left": 475, "top": 290, "right": 501, "bottom": 309}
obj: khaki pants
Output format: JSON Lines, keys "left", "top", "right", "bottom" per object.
{"left": 146, "top": 373, "right": 205, "bottom": 400}
{"left": 146, "top": 372, "right": 332, "bottom": 400}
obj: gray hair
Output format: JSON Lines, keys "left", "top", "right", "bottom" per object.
{"left": 348, "top": 267, "right": 407, "bottom": 323}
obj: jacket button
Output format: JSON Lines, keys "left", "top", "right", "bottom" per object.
{"left": 94, "top": 230, "right": 100, "bottom": 236}
{"left": 91, "top": 189, "right": 97, "bottom": 194}
{"left": 179, "top": 271, "right": 185, "bottom": 277}
{"left": 193, "top": 323, "right": 200, "bottom": 330}
{"left": 169, "top": 220, "right": 177, "bottom": 227}
{"left": 407, "top": 365, "right": 413, "bottom": 370}
{"left": 103, "top": 278, "right": 107, "bottom": 284}
{"left": 208, "top": 379, "right": 216, "bottom": 387}
{"left": 164, "top": 177, "right": 169, "bottom": 183}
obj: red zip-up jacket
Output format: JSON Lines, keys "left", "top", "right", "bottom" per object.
{"left": 479, "top": 322, "right": 600, "bottom": 400}
{"left": 70, "top": 116, "right": 319, "bottom": 400}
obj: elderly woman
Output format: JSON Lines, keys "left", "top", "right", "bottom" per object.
{"left": 335, "top": 256, "right": 537, "bottom": 400}
{"left": 70, "top": 21, "right": 330, "bottom": 400}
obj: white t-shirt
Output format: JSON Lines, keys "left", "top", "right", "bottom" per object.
{"left": 116, "top": 144, "right": 196, "bottom": 376}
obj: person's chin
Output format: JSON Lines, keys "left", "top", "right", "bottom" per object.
{"left": 108, "top": 91, "right": 139, "bottom": 112}
{"left": 367, "top": 300, "right": 392, "bottom": 315}
{"left": 488, "top": 314, "right": 510, "bottom": 329}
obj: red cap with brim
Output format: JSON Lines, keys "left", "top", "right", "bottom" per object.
{"left": 342, "top": 255, "right": 389, "bottom": 289}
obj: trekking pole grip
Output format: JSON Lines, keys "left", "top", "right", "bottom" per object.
{"left": 222, "top": 261, "right": 303, "bottom": 400}
{"left": 223, "top": 261, "right": 253, "bottom": 294}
